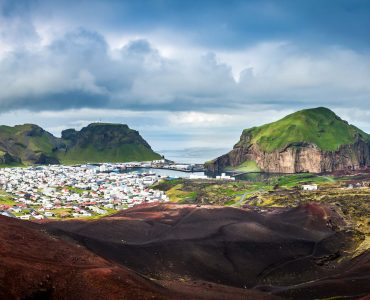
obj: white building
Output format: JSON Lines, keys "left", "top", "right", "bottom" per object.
{"left": 302, "top": 184, "right": 318, "bottom": 191}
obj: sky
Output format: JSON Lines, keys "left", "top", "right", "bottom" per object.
{"left": 0, "top": 0, "right": 370, "bottom": 161}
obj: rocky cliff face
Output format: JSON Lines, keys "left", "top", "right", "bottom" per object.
{"left": 207, "top": 137, "right": 370, "bottom": 174}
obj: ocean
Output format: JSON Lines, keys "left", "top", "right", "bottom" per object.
{"left": 157, "top": 147, "right": 229, "bottom": 164}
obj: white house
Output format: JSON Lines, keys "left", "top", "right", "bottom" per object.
{"left": 302, "top": 184, "right": 318, "bottom": 191}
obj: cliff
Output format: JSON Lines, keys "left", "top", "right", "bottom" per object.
{"left": 206, "top": 107, "right": 370, "bottom": 174}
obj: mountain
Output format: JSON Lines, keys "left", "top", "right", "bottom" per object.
{"left": 206, "top": 107, "right": 370, "bottom": 173}
{"left": 0, "top": 123, "right": 161, "bottom": 166}
{"left": 57, "top": 123, "right": 161, "bottom": 164}
{"left": 0, "top": 124, "right": 61, "bottom": 165}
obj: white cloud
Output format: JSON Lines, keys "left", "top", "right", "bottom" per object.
{"left": 0, "top": 15, "right": 369, "bottom": 153}
{"left": 1, "top": 27, "right": 369, "bottom": 114}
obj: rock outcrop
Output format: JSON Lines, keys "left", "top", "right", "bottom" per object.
{"left": 206, "top": 108, "right": 370, "bottom": 174}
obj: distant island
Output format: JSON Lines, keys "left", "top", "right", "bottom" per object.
{"left": 0, "top": 123, "right": 161, "bottom": 166}
{"left": 206, "top": 107, "right": 370, "bottom": 173}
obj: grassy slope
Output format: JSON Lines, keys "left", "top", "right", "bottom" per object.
{"left": 0, "top": 124, "right": 57, "bottom": 161}
{"left": 58, "top": 143, "right": 161, "bottom": 164}
{"left": 0, "top": 191, "right": 16, "bottom": 206}
{"left": 225, "top": 160, "right": 261, "bottom": 172}
{"left": 240, "top": 107, "right": 370, "bottom": 152}
{"left": 27, "top": 135, "right": 55, "bottom": 155}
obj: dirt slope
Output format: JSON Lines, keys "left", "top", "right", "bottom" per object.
{"left": 0, "top": 214, "right": 276, "bottom": 299}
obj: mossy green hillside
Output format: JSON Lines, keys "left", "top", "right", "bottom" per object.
{"left": 0, "top": 124, "right": 59, "bottom": 165}
{"left": 58, "top": 143, "right": 161, "bottom": 164}
{"left": 237, "top": 107, "right": 369, "bottom": 152}
{"left": 58, "top": 123, "right": 161, "bottom": 164}
{"left": 225, "top": 160, "right": 260, "bottom": 173}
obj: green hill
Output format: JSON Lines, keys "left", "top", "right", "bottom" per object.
{"left": 206, "top": 107, "right": 370, "bottom": 174}
{"left": 58, "top": 123, "right": 161, "bottom": 164}
{"left": 0, "top": 123, "right": 161, "bottom": 165}
{"left": 0, "top": 124, "right": 60, "bottom": 165}
{"left": 239, "top": 107, "right": 369, "bottom": 152}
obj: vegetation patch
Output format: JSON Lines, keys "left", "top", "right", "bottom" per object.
{"left": 225, "top": 160, "right": 260, "bottom": 172}
{"left": 0, "top": 191, "right": 16, "bottom": 206}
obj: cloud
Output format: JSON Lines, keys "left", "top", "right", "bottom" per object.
{"left": 18, "top": 0, "right": 370, "bottom": 50}
{"left": 0, "top": 0, "right": 369, "bottom": 156}
{"left": 1, "top": 27, "right": 370, "bottom": 115}
{"left": 0, "top": 0, "right": 40, "bottom": 50}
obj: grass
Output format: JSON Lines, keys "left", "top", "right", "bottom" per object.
{"left": 272, "top": 173, "right": 334, "bottom": 188}
{"left": 0, "top": 162, "right": 25, "bottom": 168}
{"left": 153, "top": 179, "right": 275, "bottom": 206}
{"left": 0, "top": 191, "right": 16, "bottom": 206}
{"left": 58, "top": 143, "right": 161, "bottom": 164}
{"left": 47, "top": 207, "right": 118, "bottom": 220}
{"left": 165, "top": 184, "right": 198, "bottom": 203}
{"left": 49, "top": 208, "right": 73, "bottom": 216}
{"left": 237, "top": 107, "right": 369, "bottom": 152}
{"left": 152, "top": 173, "right": 343, "bottom": 208}
{"left": 0, "top": 124, "right": 57, "bottom": 165}
{"left": 224, "top": 199, "right": 236, "bottom": 206}
{"left": 28, "top": 134, "right": 55, "bottom": 155}
{"left": 64, "top": 186, "right": 86, "bottom": 195}
{"left": 80, "top": 208, "right": 118, "bottom": 220}
{"left": 151, "top": 179, "right": 183, "bottom": 190}
{"left": 225, "top": 160, "right": 260, "bottom": 172}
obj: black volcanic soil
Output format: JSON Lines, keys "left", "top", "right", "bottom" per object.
{"left": 0, "top": 215, "right": 277, "bottom": 300}
{"left": 46, "top": 203, "right": 370, "bottom": 299}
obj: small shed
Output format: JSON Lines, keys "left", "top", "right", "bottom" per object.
{"left": 302, "top": 184, "right": 318, "bottom": 191}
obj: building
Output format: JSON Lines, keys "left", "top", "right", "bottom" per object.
{"left": 302, "top": 184, "right": 318, "bottom": 191}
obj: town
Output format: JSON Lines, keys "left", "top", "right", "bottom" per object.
{"left": 0, "top": 164, "right": 169, "bottom": 220}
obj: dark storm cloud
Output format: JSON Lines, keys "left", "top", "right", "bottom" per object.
{"left": 15, "top": 0, "right": 370, "bottom": 50}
